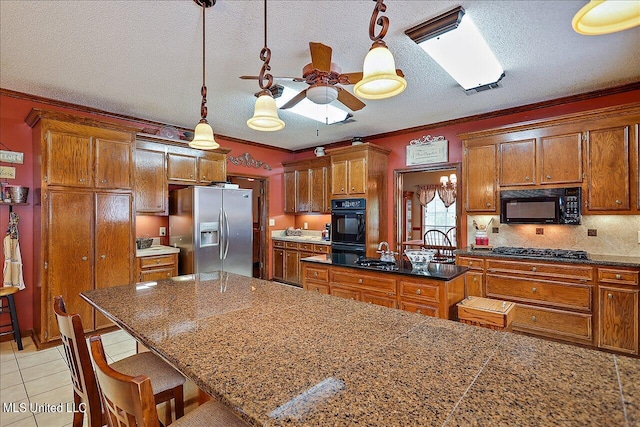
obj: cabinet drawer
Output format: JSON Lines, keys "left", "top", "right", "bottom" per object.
{"left": 273, "top": 240, "right": 285, "bottom": 248}
{"left": 362, "top": 292, "right": 397, "bottom": 309}
{"left": 140, "top": 268, "right": 174, "bottom": 282}
{"left": 399, "top": 280, "right": 440, "bottom": 303}
{"left": 598, "top": 268, "right": 639, "bottom": 286}
{"left": 285, "top": 241, "right": 299, "bottom": 249}
{"left": 314, "top": 244, "right": 330, "bottom": 254}
{"left": 304, "top": 266, "right": 329, "bottom": 282}
{"left": 299, "top": 243, "right": 314, "bottom": 252}
{"left": 457, "top": 256, "right": 484, "bottom": 271}
{"left": 513, "top": 304, "right": 593, "bottom": 342}
{"left": 486, "top": 259, "right": 593, "bottom": 282}
{"left": 139, "top": 255, "right": 176, "bottom": 269}
{"left": 331, "top": 286, "right": 361, "bottom": 301}
{"left": 486, "top": 274, "right": 592, "bottom": 311}
{"left": 305, "top": 282, "right": 329, "bottom": 294}
{"left": 331, "top": 270, "right": 396, "bottom": 294}
{"left": 400, "top": 301, "right": 438, "bottom": 317}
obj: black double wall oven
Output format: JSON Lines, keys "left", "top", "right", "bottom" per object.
{"left": 331, "top": 198, "right": 366, "bottom": 257}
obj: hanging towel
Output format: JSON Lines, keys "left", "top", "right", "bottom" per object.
{"left": 3, "top": 234, "right": 25, "bottom": 290}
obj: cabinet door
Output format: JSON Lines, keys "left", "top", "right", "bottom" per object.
{"left": 539, "top": 133, "right": 582, "bottom": 184}
{"left": 599, "top": 286, "right": 638, "bottom": 355}
{"left": 347, "top": 158, "right": 366, "bottom": 194}
{"left": 362, "top": 292, "right": 397, "bottom": 308}
{"left": 46, "top": 130, "right": 92, "bottom": 187}
{"left": 465, "top": 272, "right": 484, "bottom": 297}
{"left": 95, "top": 138, "right": 132, "bottom": 189}
{"left": 273, "top": 248, "right": 284, "bottom": 280}
{"left": 46, "top": 190, "right": 93, "bottom": 340}
{"left": 331, "top": 160, "right": 348, "bottom": 195}
{"left": 586, "top": 126, "right": 630, "bottom": 211}
{"left": 284, "top": 250, "right": 300, "bottom": 283}
{"left": 499, "top": 139, "right": 535, "bottom": 186}
{"left": 134, "top": 148, "right": 167, "bottom": 214}
{"left": 331, "top": 285, "right": 361, "bottom": 301}
{"left": 283, "top": 171, "right": 296, "bottom": 213}
{"left": 94, "top": 193, "right": 134, "bottom": 329}
{"left": 296, "top": 169, "right": 310, "bottom": 212}
{"left": 198, "top": 157, "right": 226, "bottom": 184}
{"left": 310, "top": 166, "right": 327, "bottom": 213}
{"left": 465, "top": 145, "right": 497, "bottom": 212}
{"left": 167, "top": 153, "right": 197, "bottom": 182}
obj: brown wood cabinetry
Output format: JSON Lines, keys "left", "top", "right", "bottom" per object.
{"left": 137, "top": 253, "right": 178, "bottom": 282}
{"left": 272, "top": 240, "right": 330, "bottom": 285}
{"left": 597, "top": 266, "right": 638, "bottom": 355}
{"left": 464, "top": 144, "right": 497, "bottom": 212}
{"left": 26, "top": 109, "right": 138, "bottom": 346}
{"left": 539, "top": 132, "right": 582, "bottom": 185}
{"left": 167, "top": 152, "right": 197, "bottom": 182}
{"left": 499, "top": 139, "right": 536, "bottom": 186}
{"left": 134, "top": 147, "right": 167, "bottom": 214}
{"left": 282, "top": 157, "right": 330, "bottom": 214}
{"left": 456, "top": 256, "right": 485, "bottom": 297}
{"left": 330, "top": 268, "right": 397, "bottom": 308}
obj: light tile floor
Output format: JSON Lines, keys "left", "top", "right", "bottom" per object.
{"left": 0, "top": 331, "right": 200, "bottom": 427}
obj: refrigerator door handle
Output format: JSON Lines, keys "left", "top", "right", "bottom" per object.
{"left": 219, "top": 207, "right": 224, "bottom": 260}
{"left": 223, "top": 208, "right": 230, "bottom": 260}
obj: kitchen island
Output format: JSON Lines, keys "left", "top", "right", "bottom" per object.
{"left": 81, "top": 272, "right": 639, "bottom": 426}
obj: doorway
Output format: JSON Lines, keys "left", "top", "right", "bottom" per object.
{"left": 227, "top": 175, "right": 268, "bottom": 279}
{"left": 393, "top": 163, "right": 462, "bottom": 253}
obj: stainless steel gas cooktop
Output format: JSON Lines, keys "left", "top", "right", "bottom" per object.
{"left": 491, "top": 247, "right": 589, "bottom": 260}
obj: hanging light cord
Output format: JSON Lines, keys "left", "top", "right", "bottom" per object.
{"left": 200, "top": 3, "right": 208, "bottom": 121}
{"left": 257, "top": 0, "right": 273, "bottom": 92}
{"left": 368, "top": 0, "right": 389, "bottom": 46}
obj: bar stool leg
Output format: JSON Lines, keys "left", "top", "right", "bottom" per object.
{"left": 6, "top": 294, "right": 23, "bottom": 350}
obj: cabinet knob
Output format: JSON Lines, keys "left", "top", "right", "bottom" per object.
{"left": 416, "top": 289, "right": 421, "bottom": 295}
{"left": 486, "top": 203, "right": 491, "bottom": 207}
{"left": 190, "top": 174, "right": 194, "bottom": 178}
{"left": 468, "top": 261, "right": 474, "bottom": 266}
{"left": 532, "top": 267, "right": 537, "bottom": 272}
{"left": 546, "top": 175, "right": 551, "bottom": 179}
{"left": 615, "top": 274, "right": 622, "bottom": 279}
{"left": 473, "top": 277, "right": 478, "bottom": 282}
{"left": 314, "top": 272, "right": 318, "bottom": 276}
{"left": 341, "top": 187, "right": 345, "bottom": 192}
{"left": 79, "top": 178, "right": 85, "bottom": 183}
{"left": 314, "top": 288, "right": 319, "bottom": 292}
{"left": 351, "top": 187, "right": 355, "bottom": 191}
{"left": 608, "top": 293, "right": 613, "bottom": 299}
{"left": 358, "top": 279, "right": 363, "bottom": 284}
{"left": 202, "top": 176, "right": 207, "bottom": 180}
{"left": 615, "top": 200, "right": 621, "bottom": 204}
{"left": 532, "top": 287, "right": 537, "bottom": 293}
{"left": 525, "top": 176, "right": 530, "bottom": 181}
{"left": 156, "top": 260, "right": 161, "bottom": 264}
{"left": 100, "top": 254, "right": 106, "bottom": 259}
{"left": 81, "top": 256, "right": 88, "bottom": 261}
{"left": 417, "top": 309, "right": 422, "bottom": 314}
{"left": 101, "top": 179, "right": 107, "bottom": 184}
{"left": 532, "top": 315, "right": 537, "bottom": 321}
{"left": 167, "top": 272, "right": 171, "bottom": 277}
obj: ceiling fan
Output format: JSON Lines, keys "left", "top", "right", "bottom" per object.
{"left": 241, "top": 42, "right": 404, "bottom": 112}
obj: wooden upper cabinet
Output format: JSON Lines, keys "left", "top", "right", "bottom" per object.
{"left": 586, "top": 125, "right": 630, "bottom": 211}
{"left": 500, "top": 139, "right": 536, "bottom": 186}
{"left": 198, "top": 157, "right": 226, "bottom": 184}
{"left": 134, "top": 147, "right": 167, "bottom": 214}
{"left": 465, "top": 144, "right": 497, "bottom": 212}
{"left": 331, "top": 159, "right": 348, "bottom": 195}
{"left": 282, "top": 157, "right": 331, "bottom": 214}
{"left": 283, "top": 170, "right": 296, "bottom": 213}
{"left": 331, "top": 156, "right": 367, "bottom": 196}
{"left": 167, "top": 153, "right": 197, "bottom": 182}
{"left": 309, "top": 166, "right": 328, "bottom": 213}
{"left": 296, "top": 169, "right": 311, "bottom": 213}
{"left": 347, "top": 157, "right": 366, "bottom": 194}
{"left": 46, "top": 130, "right": 93, "bottom": 187}
{"left": 539, "top": 132, "right": 582, "bottom": 185}
{"left": 95, "top": 138, "right": 132, "bottom": 189}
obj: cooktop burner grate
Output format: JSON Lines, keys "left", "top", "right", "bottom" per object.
{"left": 491, "top": 247, "right": 589, "bottom": 260}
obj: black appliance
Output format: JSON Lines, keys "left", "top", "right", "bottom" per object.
{"left": 492, "top": 246, "right": 589, "bottom": 260}
{"left": 331, "top": 198, "right": 366, "bottom": 256}
{"left": 500, "top": 187, "right": 581, "bottom": 225}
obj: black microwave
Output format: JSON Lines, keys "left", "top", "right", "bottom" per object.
{"left": 500, "top": 188, "right": 581, "bottom": 225}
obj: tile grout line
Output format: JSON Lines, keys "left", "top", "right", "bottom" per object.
{"left": 613, "top": 355, "right": 630, "bottom": 427}
{"left": 440, "top": 331, "right": 508, "bottom": 427}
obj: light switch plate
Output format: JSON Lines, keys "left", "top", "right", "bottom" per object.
{"left": 269, "top": 218, "right": 276, "bottom": 226}
{"left": 159, "top": 227, "right": 166, "bottom": 236}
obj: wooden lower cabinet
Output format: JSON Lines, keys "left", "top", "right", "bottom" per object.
{"left": 273, "top": 240, "right": 331, "bottom": 286}
{"left": 456, "top": 256, "right": 485, "bottom": 297}
{"left": 137, "top": 253, "right": 178, "bottom": 282}
{"left": 513, "top": 304, "right": 593, "bottom": 343}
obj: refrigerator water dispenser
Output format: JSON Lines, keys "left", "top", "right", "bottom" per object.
{"left": 199, "top": 222, "right": 219, "bottom": 247}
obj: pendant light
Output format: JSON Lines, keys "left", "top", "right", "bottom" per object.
{"left": 247, "top": 0, "right": 285, "bottom": 131}
{"left": 190, "top": 0, "right": 219, "bottom": 150}
{"left": 572, "top": 0, "right": 640, "bottom": 35}
{"left": 354, "top": 0, "right": 407, "bottom": 100}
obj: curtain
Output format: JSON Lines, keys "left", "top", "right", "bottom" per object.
{"left": 437, "top": 186, "right": 457, "bottom": 208}
{"left": 416, "top": 185, "right": 437, "bottom": 207}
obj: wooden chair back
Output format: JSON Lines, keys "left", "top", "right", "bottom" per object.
{"left": 89, "top": 335, "right": 160, "bottom": 427}
{"left": 53, "top": 295, "right": 104, "bottom": 427}
{"left": 423, "top": 229, "right": 455, "bottom": 262}
{"left": 445, "top": 226, "right": 457, "bottom": 246}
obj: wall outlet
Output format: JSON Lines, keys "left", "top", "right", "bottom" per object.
{"left": 159, "top": 227, "right": 166, "bottom": 237}
{"left": 303, "top": 222, "right": 308, "bottom": 230}
{"left": 535, "top": 228, "right": 544, "bottom": 235}
{"left": 269, "top": 218, "right": 275, "bottom": 226}
{"left": 587, "top": 229, "right": 597, "bottom": 237}
{"left": 492, "top": 227, "right": 499, "bottom": 234}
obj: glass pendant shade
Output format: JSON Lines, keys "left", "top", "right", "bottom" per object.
{"left": 190, "top": 120, "right": 219, "bottom": 149}
{"left": 572, "top": 0, "right": 640, "bottom": 35}
{"left": 247, "top": 93, "right": 285, "bottom": 131}
{"left": 354, "top": 45, "right": 407, "bottom": 100}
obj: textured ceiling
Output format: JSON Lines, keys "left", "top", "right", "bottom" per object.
{"left": 1, "top": 1, "right": 639, "bottom": 151}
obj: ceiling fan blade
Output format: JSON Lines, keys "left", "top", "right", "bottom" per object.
{"left": 239, "top": 75, "right": 299, "bottom": 81}
{"left": 337, "top": 88, "right": 366, "bottom": 112}
{"left": 340, "top": 69, "right": 404, "bottom": 85}
{"left": 280, "top": 89, "right": 308, "bottom": 110}
{"left": 309, "top": 42, "right": 332, "bottom": 72}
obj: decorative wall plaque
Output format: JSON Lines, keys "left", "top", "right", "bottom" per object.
{"left": 0, "top": 166, "right": 16, "bottom": 179}
{"left": 0, "top": 150, "right": 24, "bottom": 164}
{"left": 227, "top": 153, "right": 272, "bottom": 171}
{"left": 406, "top": 135, "right": 448, "bottom": 166}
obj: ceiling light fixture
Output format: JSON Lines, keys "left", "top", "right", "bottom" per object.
{"left": 247, "top": 0, "right": 285, "bottom": 131}
{"left": 190, "top": 0, "right": 220, "bottom": 150}
{"left": 306, "top": 85, "right": 339, "bottom": 105}
{"left": 354, "top": 0, "right": 407, "bottom": 100}
{"left": 276, "top": 87, "right": 350, "bottom": 125}
{"left": 572, "top": 0, "right": 640, "bottom": 35}
{"left": 405, "top": 6, "right": 505, "bottom": 92}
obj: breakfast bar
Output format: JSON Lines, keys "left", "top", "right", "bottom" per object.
{"left": 81, "top": 271, "right": 640, "bottom": 426}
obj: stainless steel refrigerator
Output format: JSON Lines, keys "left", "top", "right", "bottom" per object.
{"left": 169, "top": 186, "right": 253, "bottom": 277}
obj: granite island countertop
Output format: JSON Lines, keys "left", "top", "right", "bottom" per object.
{"left": 81, "top": 272, "right": 640, "bottom": 426}
{"left": 456, "top": 247, "right": 640, "bottom": 268}
{"left": 136, "top": 245, "right": 180, "bottom": 257}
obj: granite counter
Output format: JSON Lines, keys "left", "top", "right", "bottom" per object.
{"left": 81, "top": 272, "right": 640, "bottom": 426}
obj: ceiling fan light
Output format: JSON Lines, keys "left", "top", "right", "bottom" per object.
{"left": 572, "top": 0, "right": 640, "bottom": 35}
{"left": 247, "top": 93, "right": 285, "bottom": 131}
{"left": 190, "top": 120, "right": 220, "bottom": 150}
{"left": 354, "top": 45, "right": 407, "bottom": 100}
{"left": 306, "top": 85, "right": 339, "bottom": 104}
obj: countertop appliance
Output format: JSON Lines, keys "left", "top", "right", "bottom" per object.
{"left": 491, "top": 246, "right": 589, "bottom": 260}
{"left": 331, "top": 198, "right": 366, "bottom": 257}
{"left": 500, "top": 187, "right": 581, "bottom": 225}
{"left": 169, "top": 186, "right": 253, "bottom": 277}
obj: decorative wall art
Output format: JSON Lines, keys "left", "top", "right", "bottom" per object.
{"left": 406, "top": 135, "right": 448, "bottom": 166}
{"left": 227, "top": 152, "right": 272, "bottom": 171}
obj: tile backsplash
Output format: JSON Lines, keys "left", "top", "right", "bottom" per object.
{"left": 467, "top": 215, "right": 640, "bottom": 257}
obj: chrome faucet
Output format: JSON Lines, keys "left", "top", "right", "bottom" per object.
{"left": 377, "top": 242, "right": 396, "bottom": 263}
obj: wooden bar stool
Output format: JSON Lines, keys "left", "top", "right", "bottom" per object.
{"left": 0, "top": 286, "right": 23, "bottom": 350}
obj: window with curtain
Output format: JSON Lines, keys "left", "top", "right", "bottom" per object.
{"left": 422, "top": 194, "right": 456, "bottom": 242}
